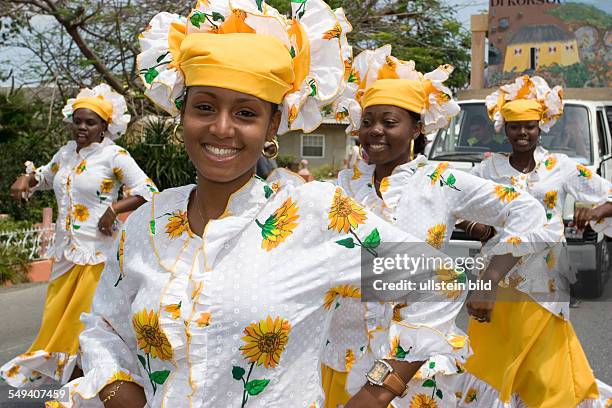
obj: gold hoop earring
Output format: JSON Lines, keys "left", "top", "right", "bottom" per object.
{"left": 262, "top": 139, "right": 279, "bottom": 159}
{"left": 172, "top": 123, "right": 184, "bottom": 143}
{"left": 409, "top": 138, "right": 414, "bottom": 161}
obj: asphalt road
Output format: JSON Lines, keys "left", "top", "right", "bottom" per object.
{"left": 0, "top": 278, "right": 610, "bottom": 405}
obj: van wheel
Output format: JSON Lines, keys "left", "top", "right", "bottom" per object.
{"left": 578, "top": 240, "right": 609, "bottom": 299}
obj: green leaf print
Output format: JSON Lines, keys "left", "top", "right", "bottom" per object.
{"left": 150, "top": 370, "right": 170, "bottom": 385}
{"left": 190, "top": 11, "right": 205, "bottom": 28}
{"left": 211, "top": 11, "right": 225, "bottom": 22}
{"left": 436, "top": 389, "right": 444, "bottom": 399}
{"left": 395, "top": 345, "right": 407, "bottom": 359}
{"left": 362, "top": 229, "right": 380, "bottom": 249}
{"left": 232, "top": 366, "right": 246, "bottom": 380}
{"left": 144, "top": 67, "right": 159, "bottom": 84}
{"left": 174, "top": 98, "right": 184, "bottom": 111}
{"left": 422, "top": 379, "right": 436, "bottom": 388}
{"left": 309, "top": 80, "right": 317, "bottom": 97}
{"left": 138, "top": 354, "right": 147, "bottom": 370}
{"left": 446, "top": 173, "right": 456, "bottom": 186}
{"left": 149, "top": 220, "right": 156, "bottom": 235}
{"left": 72, "top": 225, "right": 80, "bottom": 230}
{"left": 264, "top": 184, "right": 274, "bottom": 199}
{"left": 255, "top": 0, "right": 264, "bottom": 12}
{"left": 335, "top": 237, "right": 355, "bottom": 248}
{"left": 429, "top": 361, "right": 436, "bottom": 369}
{"left": 291, "top": 0, "right": 307, "bottom": 3}
{"left": 289, "top": 46, "right": 296, "bottom": 58}
{"left": 156, "top": 51, "right": 170, "bottom": 63}
{"left": 245, "top": 379, "right": 270, "bottom": 396}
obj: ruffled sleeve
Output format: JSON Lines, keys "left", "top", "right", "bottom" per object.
{"left": 110, "top": 146, "right": 158, "bottom": 201}
{"left": 28, "top": 148, "right": 63, "bottom": 192}
{"left": 443, "top": 164, "right": 561, "bottom": 257}
{"left": 308, "top": 183, "right": 469, "bottom": 394}
{"left": 560, "top": 156, "right": 612, "bottom": 236}
{"left": 58, "top": 223, "right": 145, "bottom": 406}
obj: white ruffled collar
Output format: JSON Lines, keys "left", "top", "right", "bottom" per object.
{"left": 67, "top": 137, "right": 115, "bottom": 158}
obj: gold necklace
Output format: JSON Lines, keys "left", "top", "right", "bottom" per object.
{"left": 194, "top": 189, "right": 206, "bottom": 226}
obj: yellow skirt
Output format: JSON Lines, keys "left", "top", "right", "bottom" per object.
{"left": 321, "top": 364, "right": 351, "bottom": 408}
{"left": 464, "top": 287, "right": 600, "bottom": 408}
{"left": 0, "top": 263, "right": 104, "bottom": 387}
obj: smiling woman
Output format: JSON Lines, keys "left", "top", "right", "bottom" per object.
{"left": 52, "top": 2, "right": 477, "bottom": 408}
{"left": 2, "top": 83, "right": 157, "bottom": 388}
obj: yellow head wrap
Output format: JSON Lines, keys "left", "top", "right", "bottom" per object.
{"left": 486, "top": 75, "right": 563, "bottom": 132}
{"left": 173, "top": 32, "right": 294, "bottom": 104}
{"left": 72, "top": 96, "right": 114, "bottom": 122}
{"left": 500, "top": 99, "right": 543, "bottom": 123}
{"left": 138, "top": 1, "right": 350, "bottom": 133}
{"left": 361, "top": 79, "right": 425, "bottom": 115}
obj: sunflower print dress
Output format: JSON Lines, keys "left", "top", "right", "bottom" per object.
{"left": 0, "top": 138, "right": 157, "bottom": 388}
{"left": 327, "top": 155, "right": 560, "bottom": 408}
{"left": 454, "top": 146, "right": 612, "bottom": 408}
{"left": 57, "top": 175, "right": 470, "bottom": 407}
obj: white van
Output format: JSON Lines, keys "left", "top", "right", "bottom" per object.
{"left": 427, "top": 88, "right": 612, "bottom": 298}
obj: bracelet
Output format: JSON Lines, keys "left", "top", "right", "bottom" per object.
{"left": 101, "top": 381, "right": 124, "bottom": 403}
{"left": 108, "top": 204, "right": 117, "bottom": 217}
{"left": 466, "top": 221, "right": 476, "bottom": 237}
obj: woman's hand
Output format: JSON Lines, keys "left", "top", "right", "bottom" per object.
{"left": 345, "top": 386, "right": 393, "bottom": 408}
{"left": 100, "top": 381, "right": 147, "bottom": 408}
{"left": 572, "top": 203, "right": 612, "bottom": 231}
{"left": 10, "top": 175, "right": 33, "bottom": 203}
{"left": 98, "top": 205, "right": 117, "bottom": 236}
{"left": 471, "top": 223, "right": 496, "bottom": 243}
{"left": 466, "top": 282, "right": 497, "bottom": 323}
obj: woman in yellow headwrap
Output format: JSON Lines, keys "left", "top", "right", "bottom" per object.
{"left": 456, "top": 75, "right": 612, "bottom": 407}
{"left": 2, "top": 84, "right": 157, "bottom": 387}
{"left": 323, "top": 46, "right": 562, "bottom": 408}
{"left": 50, "top": 2, "right": 480, "bottom": 407}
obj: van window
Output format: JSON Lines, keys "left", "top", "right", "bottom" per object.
{"left": 596, "top": 110, "right": 609, "bottom": 156}
{"left": 429, "top": 103, "right": 592, "bottom": 164}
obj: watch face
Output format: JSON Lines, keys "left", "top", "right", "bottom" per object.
{"left": 367, "top": 360, "right": 391, "bottom": 383}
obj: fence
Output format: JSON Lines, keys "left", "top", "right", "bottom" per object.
{"left": 0, "top": 226, "right": 55, "bottom": 261}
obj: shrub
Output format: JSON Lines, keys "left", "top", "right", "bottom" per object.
{"left": 311, "top": 164, "right": 339, "bottom": 181}
{"left": 276, "top": 154, "right": 299, "bottom": 169}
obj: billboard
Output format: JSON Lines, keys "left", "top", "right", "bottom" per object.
{"left": 486, "top": 0, "right": 611, "bottom": 87}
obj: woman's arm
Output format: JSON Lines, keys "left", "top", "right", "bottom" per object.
{"left": 98, "top": 196, "right": 147, "bottom": 236}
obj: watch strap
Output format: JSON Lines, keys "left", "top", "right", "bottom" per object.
{"left": 382, "top": 370, "right": 408, "bottom": 397}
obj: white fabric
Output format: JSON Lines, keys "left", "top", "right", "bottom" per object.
{"left": 332, "top": 156, "right": 559, "bottom": 407}
{"left": 29, "top": 138, "right": 157, "bottom": 279}
{"left": 60, "top": 175, "right": 469, "bottom": 407}
{"left": 472, "top": 147, "right": 612, "bottom": 317}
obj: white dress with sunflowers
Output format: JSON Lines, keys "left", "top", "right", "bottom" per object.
{"left": 59, "top": 176, "right": 471, "bottom": 407}
{"left": 472, "top": 146, "right": 612, "bottom": 318}
{"left": 29, "top": 137, "right": 158, "bottom": 280}
{"left": 331, "top": 156, "right": 560, "bottom": 408}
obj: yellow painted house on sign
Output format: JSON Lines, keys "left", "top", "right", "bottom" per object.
{"left": 503, "top": 24, "right": 579, "bottom": 73}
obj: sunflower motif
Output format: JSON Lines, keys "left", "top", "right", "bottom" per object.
{"left": 509, "top": 176, "right": 517, "bottom": 185}
{"left": 409, "top": 393, "right": 438, "bottom": 408}
{"left": 117, "top": 229, "right": 126, "bottom": 273}
{"left": 75, "top": 160, "right": 87, "bottom": 174}
{"left": 379, "top": 177, "right": 390, "bottom": 193}
{"left": 605, "top": 397, "right": 611, "bottom": 408}
{"left": 112, "top": 370, "right": 135, "bottom": 382}
{"left": 345, "top": 349, "right": 355, "bottom": 371}
{"left": 426, "top": 223, "right": 446, "bottom": 249}
{"left": 335, "top": 108, "right": 349, "bottom": 122}
{"left": 164, "top": 302, "right": 181, "bottom": 320}
{"left": 544, "top": 156, "right": 557, "bottom": 170}
{"left": 195, "top": 311, "right": 211, "bottom": 327}
{"left": 350, "top": 165, "right": 362, "bottom": 181}
{"left": 448, "top": 335, "right": 467, "bottom": 350}
{"left": 240, "top": 316, "right": 291, "bottom": 369}
{"left": 545, "top": 249, "right": 556, "bottom": 269}
{"left": 50, "top": 162, "right": 60, "bottom": 173}
{"left": 348, "top": 68, "right": 360, "bottom": 84}
{"left": 64, "top": 215, "right": 71, "bottom": 231}
{"left": 4, "top": 365, "right": 20, "bottom": 378}
{"left": 45, "top": 402, "right": 67, "bottom": 408}
{"left": 112, "top": 167, "right": 124, "bottom": 183}
{"left": 328, "top": 187, "right": 367, "bottom": 233}
{"left": 100, "top": 178, "right": 115, "bottom": 194}
{"left": 429, "top": 162, "right": 449, "bottom": 185}
{"left": 72, "top": 204, "right": 90, "bottom": 222}
{"left": 322, "top": 23, "right": 342, "bottom": 40}
{"left": 165, "top": 210, "right": 194, "bottom": 239}
{"left": 494, "top": 185, "right": 520, "bottom": 203}
{"left": 543, "top": 190, "right": 558, "bottom": 209}
{"left": 464, "top": 387, "right": 477, "bottom": 403}
{"left": 132, "top": 309, "right": 173, "bottom": 360}
{"left": 576, "top": 164, "right": 592, "bottom": 180}
{"left": 323, "top": 284, "right": 361, "bottom": 310}
{"left": 256, "top": 197, "right": 300, "bottom": 251}
{"left": 287, "top": 105, "right": 298, "bottom": 127}
{"left": 392, "top": 303, "right": 407, "bottom": 322}
{"left": 455, "top": 391, "right": 463, "bottom": 400}
{"left": 506, "top": 236, "right": 522, "bottom": 245}
{"left": 117, "top": 149, "right": 129, "bottom": 156}
{"left": 436, "top": 267, "right": 464, "bottom": 299}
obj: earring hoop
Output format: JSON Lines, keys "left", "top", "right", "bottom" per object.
{"left": 172, "top": 123, "right": 184, "bottom": 143}
{"left": 409, "top": 138, "right": 415, "bottom": 161}
{"left": 262, "top": 139, "right": 279, "bottom": 159}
